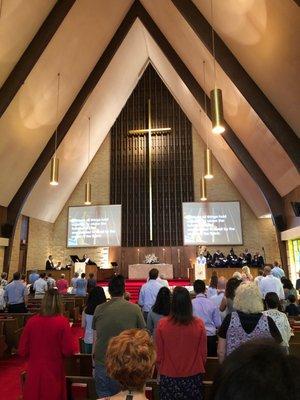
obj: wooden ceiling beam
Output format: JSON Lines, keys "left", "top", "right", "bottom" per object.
{"left": 171, "top": 0, "right": 300, "bottom": 172}
{"left": 0, "top": 0, "right": 76, "bottom": 118}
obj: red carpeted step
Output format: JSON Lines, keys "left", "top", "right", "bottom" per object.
{"left": 97, "top": 279, "right": 191, "bottom": 303}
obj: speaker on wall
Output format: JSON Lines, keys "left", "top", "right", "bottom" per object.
{"left": 272, "top": 215, "right": 286, "bottom": 232}
{"left": 291, "top": 202, "right": 300, "bottom": 217}
{"left": 1, "top": 223, "right": 13, "bottom": 238}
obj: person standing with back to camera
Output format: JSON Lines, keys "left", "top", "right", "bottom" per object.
{"left": 18, "top": 289, "right": 75, "bottom": 400}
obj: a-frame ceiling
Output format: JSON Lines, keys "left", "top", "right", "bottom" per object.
{"left": 0, "top": 0, "right": 299, "bottom": 225}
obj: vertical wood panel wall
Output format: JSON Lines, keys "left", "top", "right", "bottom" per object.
{"left": 110, "top": 64, "right": 194, "bottom": 247}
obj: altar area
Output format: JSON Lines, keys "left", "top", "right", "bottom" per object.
{"left": 128, "top": 263, "right": 173, "bottom": 279}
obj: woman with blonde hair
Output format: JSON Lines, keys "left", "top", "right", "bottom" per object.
{"left": 19, "top": 289, "right": 75, "bottom": 400}
{"left": 241, "top": 266, "right": 253, "bottom": 282}
{"left": 106, "top": 329, "right": 156, "bottom": 399}
{"left": 217, "top": 283, "right": 282, "bottom": 363}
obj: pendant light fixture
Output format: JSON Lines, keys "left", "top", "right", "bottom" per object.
{"left": 203, "top": 61, "right": 213, "bottom": 180}
{"left": 210, "top": 0, "right": 225, "bottom": 135}
{"left": 200, "top": 175, "right": 207, "bottom": 201}
{"left": 50, "top": 73, "right": 60, "bottom": 186}
{"left": 84, "top": 117, "right": 92, "bottom": 205}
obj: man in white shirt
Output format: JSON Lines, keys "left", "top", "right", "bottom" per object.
{"left": 210, "top": 276, "right": 227, "bottom": 309}
{"left": 254, "top": 270, "right": 264, "bottom": 286}
{"left": 271, "top": 261, "right": 285, "bottom": 280}
{"left": 157, "top": 273, "right": 169, "bottom": 288}
{"left": 33, "top": 272, "right": 48, "bottom": 298}
{"left": 259, "top": 266, "right": 285, "bottom": 300}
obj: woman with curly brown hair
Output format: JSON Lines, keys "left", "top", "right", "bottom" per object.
{"left": 106, "top": 329, "right": 156, "bottom": 399}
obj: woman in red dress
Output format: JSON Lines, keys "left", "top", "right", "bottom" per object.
{"left": 19, "top": 289, "right": 75, "bottom": 400}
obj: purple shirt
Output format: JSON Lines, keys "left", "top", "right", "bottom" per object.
{"left": 192, "top": 294, "right": 221, "bottom": 336}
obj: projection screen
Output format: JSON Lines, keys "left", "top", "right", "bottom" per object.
{"left": 182, "top": 201, "right": 243, "bottom": 245}
{"left": 67, "top": 205, "right": 121, "bottom": 247}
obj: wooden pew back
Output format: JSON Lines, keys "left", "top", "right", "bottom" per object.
{"left": 64, "top": 354, "right": 93, "bottom": 377}
{"left": 205, "top": 357, "right": 219, "bottom": 381}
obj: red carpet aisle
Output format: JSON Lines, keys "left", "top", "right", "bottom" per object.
{"left": 0, "top": 325, "right": 83, "bottom": 400}
{"left": 98, "top": 279, "right": 191, "bottom": 302}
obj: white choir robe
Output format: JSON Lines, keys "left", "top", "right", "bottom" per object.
{"left": 195, "top": 256, "right": 206, "bottom": 280}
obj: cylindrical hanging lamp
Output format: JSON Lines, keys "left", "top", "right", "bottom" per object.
{"left": 210, "top": 88, "right": 225, "bottom": 134}
{"left": 210, "top": 0, "right": 225, "bottom": 135}
{"left": 84, "top": 181, "right": 91, "bottom": 205}
{"left": 50, "top": 156, "right": 59, "bottom": 186}
{"left": 200, "top": 176, "right": 207, "bottom": 201}
{"left": 204, "top": 148, "right": 213, "bottom": 179}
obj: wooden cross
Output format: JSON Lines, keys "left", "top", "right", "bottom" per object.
{"left": 128, "top": 98, "right": 171, "bottom": 242}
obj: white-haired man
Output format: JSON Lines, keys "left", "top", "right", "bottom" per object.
{"left": 259, "top": 266, "right": 285, "bottom": 300}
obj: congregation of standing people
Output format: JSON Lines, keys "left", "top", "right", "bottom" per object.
{"left": 0, "top": 259, "right": 298, "bottom": 400}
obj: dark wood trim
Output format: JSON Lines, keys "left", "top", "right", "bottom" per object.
{"left": 171, "top": 0, "right": 300, "bottom": 172}
{"left": 0, "top": 0, "right": 76, "bottom": 118}
{"left": 275, "top": 229, "right": 288, "bottom": 272}
{"left": 0, "top": 206, "right": 7, "bottom": 226}
{"left": 135, "top": 1, "right": 284, "bottom": 221}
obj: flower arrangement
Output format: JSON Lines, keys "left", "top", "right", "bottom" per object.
{"left": 144, "top": 253, "right": 159, "bottom": 264}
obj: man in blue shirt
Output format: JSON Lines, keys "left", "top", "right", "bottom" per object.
{"left": 192, "top": 279, "right": 221, "bottom": 356}
{"left": 138, "top": 268, "right": 162, "bottom": 321}
{"left": 28, "top": 269, "right": 39, "bottom": 285}
{"left": 4, "top": 272, "right": 28, "bottom": 313}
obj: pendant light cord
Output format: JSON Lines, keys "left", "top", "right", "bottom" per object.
{"left": 88, "top": 117, "right": 91, "bottom": 182}
{"left": 211, "top": 0, "right": 217, "bottom": 87}
{"left": 203, "top": 60, "right": 208, "bottom": 149}
{"left": 55, "top": 73, "right": 60, "bottom": 157}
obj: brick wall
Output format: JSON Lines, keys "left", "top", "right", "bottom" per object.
{"left": 51, "top": 134, "right": 111, "bottom": 266}
{"left": 26, "top": 217, "right": 53, "bottom": 269}
{"left": 8, "top": 216, "right": 21, "bottom": 278}
{"left": 23, "top": 130, "right": 280, "bottom": 269}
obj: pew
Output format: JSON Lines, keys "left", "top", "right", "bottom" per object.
{"left": 289, "top": 342, "right": 300, "bottom": 357}
{"left": 290, "top": 331, "right": 300, "bottom": 344}
{"left": 27, "top": 297, "right": 82, "bottom": 322}
{"left": 204, "top": 357, "right": 220, "bottom": 381}
{"left": 21, "top": 371, "right": 98, "bottom": 400}
{"left": 145, "top": 379, "right": 159, "bottom": 400}
{"left": 0, "top": 320, "right": 8, "bottom": 358}
{"left": 79, "top": 337, "right": 85, "bottom": 354}
{"left": 0, "top": 317, "right": 20, "bottom": 353}
{"left": 66, "top": 376, "right": 97, "bottom": 400}
{"left": 203, "top": 380, "right": 213, "bottom": 399}
{"left": 65, "top": 354, "right": 93, "bottom": 377}
{"left": 0, "top": 313, "right": 35, "bottom": 355}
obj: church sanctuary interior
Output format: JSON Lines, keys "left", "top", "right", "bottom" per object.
{"left": 0, "top": 0, "right": 300, "bottom": 399}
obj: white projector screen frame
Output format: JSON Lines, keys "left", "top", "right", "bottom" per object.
{"left": 182, "top": 201, "right": 243, "bottom": 246}
{"left": 67, "top": 204, "right": 122, "bottom": 248}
